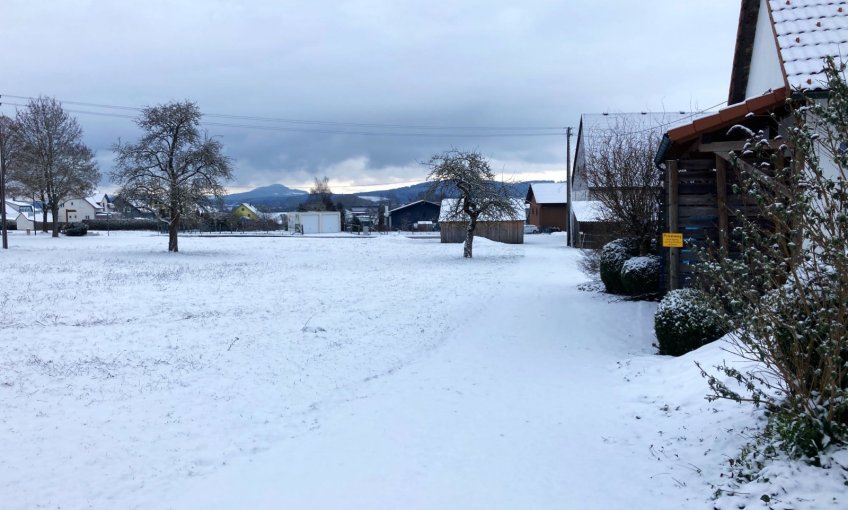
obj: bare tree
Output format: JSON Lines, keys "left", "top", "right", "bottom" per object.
{"left": 585, "top": 120, "right": 663, "bottom": 255}
{"left": 112, "top": 101, "right": 233, "bottom": 252}
{"left": 299, "top": 176, "right": 335, "bottom": 211}
{"left": 13, "top": 97, "right": 100, "bottom": 237}
{"left": 0, "top": 115, "right": 20, "bottom": 248}
{"left": 427, "top": 149, "right": 516, "bottom": 258}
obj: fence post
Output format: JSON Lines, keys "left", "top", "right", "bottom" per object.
{"left": 667, "top": 159, "right": 679, "bottom": 291}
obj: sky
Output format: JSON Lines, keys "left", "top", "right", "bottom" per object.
{"left": 1, "top": 1, "right": 741, "bottom": 193}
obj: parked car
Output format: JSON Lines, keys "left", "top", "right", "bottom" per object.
{"left": 523, "top": 224, "right": 539, "bottom": 234}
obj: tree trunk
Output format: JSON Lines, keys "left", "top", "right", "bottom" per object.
{"left": 464, "top": 216, "right": 477, "bottom": 258}
{"left": 168, "top": 216, "right": 180, "bottom": 252}
{"left": 51, "top": 205, "right": 60, "bottom": 237}
{"left": 41, "top": 209, "right": 49, "bottom": 233}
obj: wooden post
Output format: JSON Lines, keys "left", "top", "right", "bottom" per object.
{"left": 715, "top": 155, "right": 728, "bottom": 251}
{"left": 667, "top": 159, "right": 679, "bottom": 290}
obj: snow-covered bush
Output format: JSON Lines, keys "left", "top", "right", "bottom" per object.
{"left": 599, "top": 238, "right": 637, "bottom": 294}
{"left": 696, "top": 57, "right": 848, "bottom": 459}
{"left": 620, "top": 255, "right": 660, "bottom": 295}
{"left": 654, "top": 289, "right": 723, "bottom": 356}
{"left": 62, "top": 222, "right": 88, "bottom": 236}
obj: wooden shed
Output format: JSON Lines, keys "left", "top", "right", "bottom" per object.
{"left": 656, "top": 89, "right": 791, "bottom": 290}
{"left": 525, "top": 182, "right": 567, "bottom": 231}
{"left": 438, "top": 198, "right": 526, "bottom": 244}
{"left": 388, "top": 200, "right": 440, "bottom": 230}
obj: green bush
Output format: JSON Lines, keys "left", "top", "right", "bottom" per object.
{"left": 620, "top": 255, "right": 660, "bottom": 295}
{"left": 62, "top": 222, "right": 88, "bottom": 236}
{"left": 599, "top": 238, "right": 637, "bottom": 294}
{"left": 655, "top": 289, "right": 723, "bottom": 356}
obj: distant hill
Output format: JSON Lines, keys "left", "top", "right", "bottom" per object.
{"left": 223, "top": 180, "right": 556, "bottom": 211}
{"left": 224, "top": 184, "right": 306, "bottom": 207}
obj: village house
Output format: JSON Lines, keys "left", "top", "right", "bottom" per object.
{"left": 525, "top": 182, "right": 567, "bottom": 232}
{"left": 232, "top": 203, "right": 259, "bottom": 221}
{"left": 438, "top": 198, "right": 526, "bottom": 244}
{"left": 657, "top": 0, "right": 848, "bottom": 290}
{"left": 58, "top": 196, "right": 103, "bottom": 223}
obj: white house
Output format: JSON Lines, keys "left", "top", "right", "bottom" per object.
{"left": 58, "top": 196, "right": 103, "bottom": 223}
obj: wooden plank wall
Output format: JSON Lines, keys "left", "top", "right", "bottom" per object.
{"left": 439, "top": 221, "right": 525, "bottom": 244}
{"left": 665, "top": 154, "right": 768, "bottom": 290}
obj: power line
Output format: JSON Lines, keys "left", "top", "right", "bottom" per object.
{"left": 0, "top": 93, "right": 567, "bottom": 132}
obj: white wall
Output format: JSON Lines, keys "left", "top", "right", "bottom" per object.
{"left": 745, "top": 0, "right": 785, "bottom": 100}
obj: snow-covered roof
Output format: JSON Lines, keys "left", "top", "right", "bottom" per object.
{"left": 570, "top": 200, "right": 604, "bottom": 223}
{"left": 527, "top": 183, "right": 567, "bottom": 204}
{"left": 438, "top": 198, "right": 526, "bottom": 222}
{"left": 769, "top": 0, "right": 848, "bottom": 90}
{"left": 239, "top": 203, "right": 259, "bottom": 215}
{"left": 580, "top": 112, "right": 709, "bottom": 145}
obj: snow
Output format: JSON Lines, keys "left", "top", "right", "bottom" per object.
{"left": 0, "top": 231, "right": 844, "bottom": 509}
{"left": 528, "top": 182, "right": 567, "bottom": 204}
{"left": 570, "top": 200, "right": 604, "bottom": 222}
{"left": 438, "top": 198, "right": 526, "bottom": 222}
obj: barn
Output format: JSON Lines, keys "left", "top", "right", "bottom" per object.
{"left": 438, "top": 198, "right": 526, "bottom": 244}
{"left": 388, "top": 200, "right": 440, "bottom": 231}
{"left": 525, "top": 182, "right": 567, "bottom": 231}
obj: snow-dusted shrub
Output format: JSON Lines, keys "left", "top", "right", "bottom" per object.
{"left": 599, "top": 238, "right": 637, "bottom": 294}
{"left": 62, "top": 222, "right": 88, "bottom": 236}
{"left": 654, "top": 289, "right": 723, "bottom": 356}
{"left": 620, "top": 255, "right": 660, "bottom": 295}
{"left": 696, "top": 58, "right": 848, "bottom": 459}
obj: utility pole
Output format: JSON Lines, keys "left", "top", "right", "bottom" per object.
{"left": 565, "top": 126, "right": 573, "bottom": 247}
{"left": 0, "top": 107, "right": 8, "bottom": 250}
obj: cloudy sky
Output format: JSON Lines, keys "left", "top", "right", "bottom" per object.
{"left": 2, "top": 1, "right": 740, "bottom": 193}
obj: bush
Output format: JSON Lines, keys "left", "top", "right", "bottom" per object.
{"left": 655, "top": 289, "right": 723, "bottom": 356}
{"left": 62, "top": 222, "right": 88, "bottom": 236}
{"left": 599, "top": 238, "right": 637, "bottom": 294}
{"left": 620, "top": 255, "right": 660, "bottom": 295}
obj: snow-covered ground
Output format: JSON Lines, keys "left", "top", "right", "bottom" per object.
{"left": 0, "top": 231, "right": 844, "bottom": 509}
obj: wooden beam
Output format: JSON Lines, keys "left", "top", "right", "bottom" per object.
{"left": 699, "top": 139, "right": 783, "bottom": 154}
{"left": 715, "top": 156, "right": 728, "bottom": 251}
{"left": 713, "top": 150, "right": 792, "bottom": 198}
{"left": 667, "top": 159, "right": 679, "bottom": 291}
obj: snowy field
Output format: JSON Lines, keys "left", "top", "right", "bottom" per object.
{"left": 0, "top": 231, "right": 844, "bottom": 509}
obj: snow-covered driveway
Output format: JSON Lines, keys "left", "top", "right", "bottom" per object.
{"left": 162, "top": 236, "right": 693, "bottom": 510}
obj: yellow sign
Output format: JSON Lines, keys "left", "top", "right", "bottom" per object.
{"left": 662, "top": 233, "right": 684, "bottom": 248}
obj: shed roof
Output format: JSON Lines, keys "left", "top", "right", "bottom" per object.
{"left": 570, "top": 200, "right": 604, "bottom": 223}
{"left": 388, "top": 200, "right": 440, "bottom": 214}
{"left": 527, "top": 182, "right": 567, "bottom": 204}
{"left": 666, "top": 88, "right": 788, "bottom": 144}
{"left": 439, "top": 198, "right": 526, "bottom": 222}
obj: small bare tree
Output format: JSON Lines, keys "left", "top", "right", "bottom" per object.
{"left": 585, "top": 119, "right": 663, "bottom": 255}
{"left": 426, "top": 149, "right": 517, "bottom": 258}
{"left": 112, "top": 101, "right": 233, "bottom": 252}
{"left": 13, "top": 97, "right": 100, "bottom": 237}
{"left": 299, "top": 176, "right": 335, "bottom": 211}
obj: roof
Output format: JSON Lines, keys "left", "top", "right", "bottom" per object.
{"left": 579, "top": 112, "right": 709, "bottom": 145}
{"left": 438, "top": 198, "right": 526, "bottom": 222}
{"left": 388, "top": 200, "right": 440, "bottom": 214}
{"left": 729, "top": 0, "right": 848, "bottom": 102}
{"left": 770, "top": 0, "right": 848, "bottom": 90}
{"left": 239, "top": 203, "right": 259, "bottom": 215}
{"left": 570, "top": 201, "right": 604, "bottom": 223}
{"left": 666, "top": 88, "right": 788, "bottom": 144}
{"left": 527, "top": 182, "right": 567, "bottom": 204}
